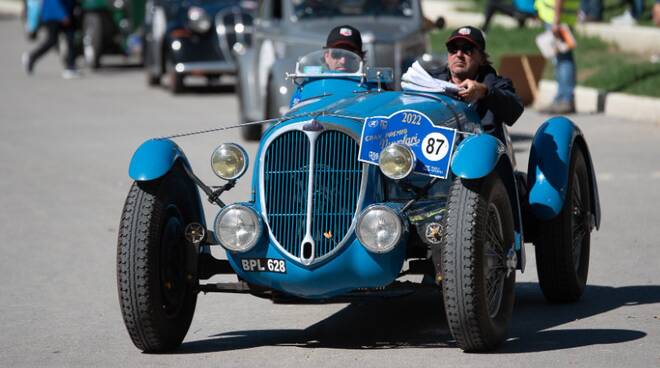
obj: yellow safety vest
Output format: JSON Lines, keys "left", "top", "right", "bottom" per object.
{"left": 535, "top": 0, "right": 579, "bottom": 26}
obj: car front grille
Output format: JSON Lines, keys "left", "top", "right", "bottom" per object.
{"left": 262, "top": 127, "right": 363, "bottom": 264}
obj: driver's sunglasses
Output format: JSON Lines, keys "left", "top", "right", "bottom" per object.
{"left": 447, "top": 43, "right": 475, "bottom": 55}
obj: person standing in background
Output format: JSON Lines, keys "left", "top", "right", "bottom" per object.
{"left": 536, "top": 0, "right": 579, "bottom": 114}
{"left": 23, "top": 0, "right": 79, "bottom": 78}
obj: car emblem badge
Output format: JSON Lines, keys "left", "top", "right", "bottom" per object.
{"left": 302, "top": 119, "right": 324, "bottom": 132}
{"left": 323, "top": 231, "right": 333, "bottom": 239}
{"left": 185, "top": 223, "right": 206, "bottom": 244}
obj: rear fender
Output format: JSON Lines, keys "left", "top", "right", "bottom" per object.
{"left": 451, "top": 134, "right": 525, "bottom": 264}
{"left": 128, "top": 138, "right": 192, "bottom": 181}
{"left": 527, "top": 116, "right": 601, "bottom": 228}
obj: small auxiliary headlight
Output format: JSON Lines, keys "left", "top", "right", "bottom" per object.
{"left": 378, "top": 143, "right": 415, "bottom": 180}
{"left": 213, "top": 204, "right": 262, "bottom": 252}
{"left": 356, "top": 205, "right": 404, "bottom": 253}
{"left": 211, "top": 143, "right": 248, "bottom": 180}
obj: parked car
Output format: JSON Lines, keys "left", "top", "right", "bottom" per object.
{"left": 80, "top": 0, "right": 146, "bottom": 68}
{"left": 236, "top": 0, "right": 443, "bottom": 140}
{"left": 143, "top": 0, "right": 256, "bottom": 93}
{"left": 117, "top": 50, "right": 601, "bottom": 352}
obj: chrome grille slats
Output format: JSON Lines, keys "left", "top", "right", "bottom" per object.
{"left": 261, "top": 124, "right": 363, "bottom": 265}
{"left": 263, "top": 131, "right": 309, "bottom": 256}
{"left": 311, "top": 130, "right": 360, "bottom": 257}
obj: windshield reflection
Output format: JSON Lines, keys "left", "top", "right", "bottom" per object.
{"left": 292, "top": 0, "right": 413, "bottom": 19}
{"left": 298, "top": 49, "right": 362, "bottom": 73}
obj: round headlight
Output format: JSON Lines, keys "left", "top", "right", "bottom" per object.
{"left": 378, "top": 143, "right": 415, "bottom": 180}
{"left": 356, "top": 205, "right": 403, "bottom": 253}
{"left": 188, "top": 7, "right": 211, "bottom": 33}
{"left": 211, "top": 143, "right": 248, "bottom": 180}
{"left": 213, "top": 204, "right": 262, "bottom": 252}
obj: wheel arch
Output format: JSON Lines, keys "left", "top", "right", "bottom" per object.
{"left": 527, "top": 116, "right": 601, "bottom": 228}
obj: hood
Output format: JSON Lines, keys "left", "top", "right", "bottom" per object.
{"left": 285, "top": 18, "right": 421, "bottom": 45}
{"left": 288, "top": 90, "right": 475, "bottom": 131}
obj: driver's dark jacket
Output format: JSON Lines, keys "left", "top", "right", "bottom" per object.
{"left": 430, "top": 64, "right": 523, "bottom": 131}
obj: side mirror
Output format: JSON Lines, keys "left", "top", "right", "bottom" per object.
{"left": 366, "top": 67, "right": 394, "bottom": 84}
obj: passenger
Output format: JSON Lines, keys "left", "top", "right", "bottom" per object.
{"left": 431, "top": 26, "right": 523, "bottom": 132}
{"left": 323, "top": 25, "right": 365, "bottom": 72}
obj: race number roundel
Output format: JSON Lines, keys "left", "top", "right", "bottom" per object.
{"left": 422, "top": 132, "right": 450, "bottom": 161}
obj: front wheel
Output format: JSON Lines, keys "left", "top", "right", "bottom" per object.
{"left": 441, "top": 173, "right": 516, "bottom": 352}
{"left": 535, "top": 146, "right": 592, "bottom": 302}
{"left": 117, "top": 164, "right": 201, "bottom": 352}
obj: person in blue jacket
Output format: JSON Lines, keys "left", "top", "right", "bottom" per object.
{"left": 23, "top": 0, "right": 79, "bottom": 78}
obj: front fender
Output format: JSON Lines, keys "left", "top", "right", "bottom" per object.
{"left": 450, "top": 134, "right": 506, "bottom": 179}
{"left": 527, "top": 116, "right": 600, "bottom": 226}
{"left": 236, "top": 48, "right": 264, "bottom": 122}
{"left": 128, "top": 139, "right": 191, "bottom": 181}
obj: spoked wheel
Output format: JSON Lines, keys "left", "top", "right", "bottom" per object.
{"left": 535, "top": 146, "right": 592, "bottom": 302}
{"left": 117, "top": 164, "right": 201, "bottom": 352}
{"left": 442, "top": 173, "right": 516, "bottom": 352}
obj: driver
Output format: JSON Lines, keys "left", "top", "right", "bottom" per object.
{"left": 432, "top": 26, "right": 523, "bottom": 132}
{"left": 323, "top": 25, "right": 365, "bottom": 71}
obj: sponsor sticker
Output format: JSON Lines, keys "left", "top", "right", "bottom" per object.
{"left": 358, "top": 110, "right": 457, "bottom": 179}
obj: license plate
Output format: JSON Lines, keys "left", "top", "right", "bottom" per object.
{"left": 240, "top": 258, "right": 287, "bottom": 273}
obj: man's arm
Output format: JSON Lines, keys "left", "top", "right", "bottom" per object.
{"left": 481, "top": 76, "right": 524, "bottom": 126}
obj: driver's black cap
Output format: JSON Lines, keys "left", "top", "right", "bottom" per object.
{"left": 325, "top": 25, "right": 364, "bottom": 56}
{"left": 446, "top": 26, "right": 486, "bottom": 52}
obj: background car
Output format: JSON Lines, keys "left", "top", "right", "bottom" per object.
{"left": 143, "top": 0, "right": 256, "bottom": 93}
{"left": 235, "top": 0, "right": 443, "bottom": 140}
{"left": 80, "top": 0, "right": 146, "bottom": 69}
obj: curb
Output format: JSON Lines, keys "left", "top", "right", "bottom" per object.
{"left": 534, "top": 80, "right": 660, "bottom": 124}
{"left": 0, "top": 0, "right": 20, "bottom": 15}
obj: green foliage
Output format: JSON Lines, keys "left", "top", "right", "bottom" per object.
{"left": 428, "top": 25, "right": 660, "bottom": 98}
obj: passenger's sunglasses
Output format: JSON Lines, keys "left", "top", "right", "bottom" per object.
{"left": 447, "top": 43, "right": 475, "bottom": 55}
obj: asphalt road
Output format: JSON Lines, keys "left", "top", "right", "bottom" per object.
{"left": 1, "top": 17, "right": 660, "bottom": 367}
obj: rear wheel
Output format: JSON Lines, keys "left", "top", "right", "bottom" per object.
{"left": 441, "top": 173, "right": 516, "bottom": 352}
{"left": 117, "top": 164, "right": 201, "bottom": 352}
{"left": 535, "top": 146, "right": 591, "bottom": 302}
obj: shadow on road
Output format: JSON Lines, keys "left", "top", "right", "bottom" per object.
{"left": 173, "top": 283, "right": 657, "bottom": 354}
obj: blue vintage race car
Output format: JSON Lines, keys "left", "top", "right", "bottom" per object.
{"left": 117, "top": 49, "right": 601, "bottom": 353}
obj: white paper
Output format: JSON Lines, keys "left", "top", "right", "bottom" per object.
{"left": 401, "top": 61, "right": 461, "bottom": 94}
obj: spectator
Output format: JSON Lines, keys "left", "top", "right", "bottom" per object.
{"left": 536, "top": 0, "right": 579, "bottom": 114}
{"left": 654, "top": 0, "right": 660, "bottom": 26}
{"left": 611, "top": 0, "right": 644, "bottom": 25}
{"left": 22, "top": 0, "right": 79, "bottom": 78}
{"left": 579, "top": 0, "right": 602, "bottom": 22}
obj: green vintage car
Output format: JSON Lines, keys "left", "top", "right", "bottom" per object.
{"left": 81, "top": 0, "right": 145, "bottom": 68}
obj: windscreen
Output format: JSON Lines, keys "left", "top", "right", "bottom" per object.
{"left": 297, "top": 49, "right": 362, "bottom": 73}
{"left": 292, "top": 0, "right": 413, "bottom": 19}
